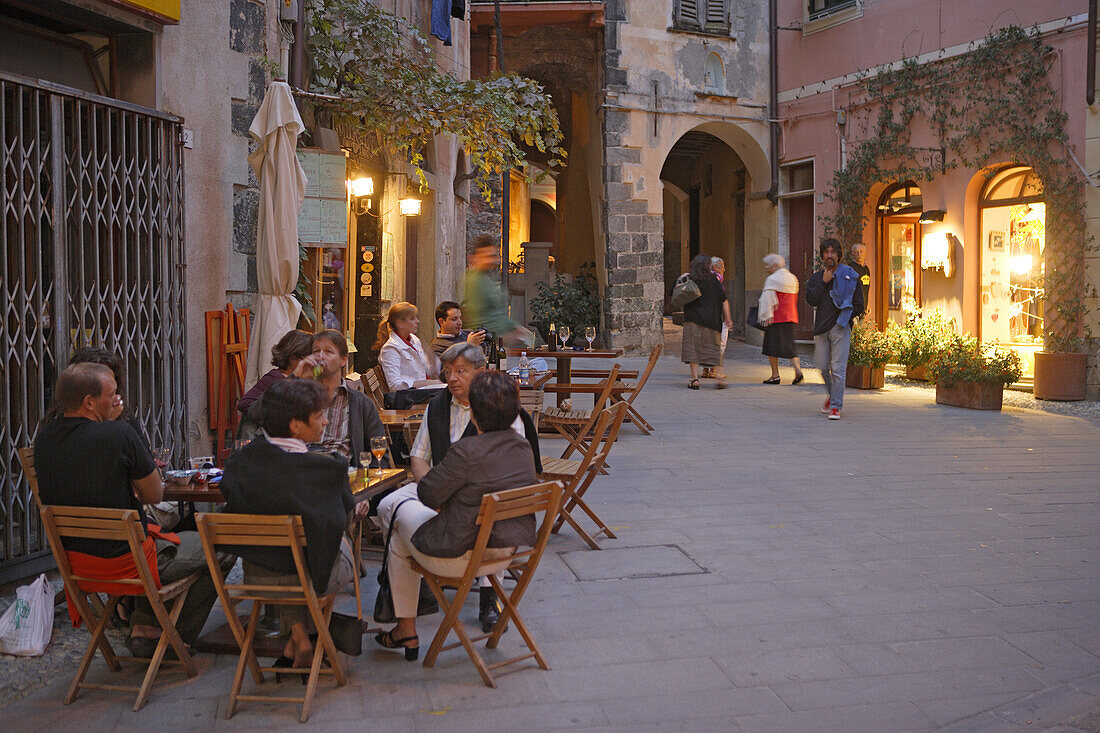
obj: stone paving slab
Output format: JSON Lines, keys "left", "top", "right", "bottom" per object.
{"left": 3, "top": 339, "right": 1099, "bottom": 730}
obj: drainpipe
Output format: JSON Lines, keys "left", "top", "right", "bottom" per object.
{"left": 767, "top": 0, "right": 779, "bottom": 203}
{"left": 1088, "top": 0, "right": 1097, "bottom": 106}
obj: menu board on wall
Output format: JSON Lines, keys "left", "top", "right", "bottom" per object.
{"left": 381, "top": 231, "right": 396, "bottom": 303}
{"left": 296, "top": 149, "right": 348, "bottom": 247}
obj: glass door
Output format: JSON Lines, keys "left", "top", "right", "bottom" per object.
{"left": 882, "top": 218, "right": 921, "bottom": 325}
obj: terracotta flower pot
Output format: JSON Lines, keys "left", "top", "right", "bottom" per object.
{"left": 905, "top": 364, "right": 930, "bottom": 381}
{"left": 1033, "top": 352, "right": 1087, "bottom": 401}
{"left": 846, "top": 363, "right": 885, "bottom": 389}
{"left": 935, "top": 381, "right": 1003, "bottom": 410}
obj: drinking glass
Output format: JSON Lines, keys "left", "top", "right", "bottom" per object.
{"left": 559, "top": 325, "right": 571, "bottom": 349}
{"left": 585, "top": 326, "right": 596, "bottom": 351}
{"left": 152, "top": 447, "right": 170, "bottom": 477}
{"left": 358, "top": 452, "right": 372, "bottom": 485}
{"left": 370, "top": 437, "right": 388, "bottom": 478}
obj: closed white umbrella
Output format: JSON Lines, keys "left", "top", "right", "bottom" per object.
{"left": 245, "top": 81, "right": 308, "bottom": 387}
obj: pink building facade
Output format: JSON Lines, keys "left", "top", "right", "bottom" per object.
{"left": 776, "top": 0, "right": 1094, "bottom": 387}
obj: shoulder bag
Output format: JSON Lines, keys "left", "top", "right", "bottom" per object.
{"left": 373, "top": 498, "right": 440, "bottom": 623}
{"left": 671, "top": 273, "right": 701, "bottom": 309}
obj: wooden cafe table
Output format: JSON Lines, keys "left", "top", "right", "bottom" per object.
{"left": 508, "top": 347, "right": 624, "bottom": 406}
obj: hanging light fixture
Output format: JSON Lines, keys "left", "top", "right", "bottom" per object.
{"left": 399, "top": 196, "right": 422, "bottom": 216}
{"left": 918, "top": 209, "right": 946, "bottom": 223}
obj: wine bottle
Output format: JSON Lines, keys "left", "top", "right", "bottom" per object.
{"left": 548, "top": 322, "right": 558, "bottom": 351}
{"left": 498, "top": 338, "right": 508, "bottom": 372}
{"left": 487, "top": 337, "right": 499, "bottom": 370}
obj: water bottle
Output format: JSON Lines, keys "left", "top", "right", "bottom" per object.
{"left": 518, "top": 351, "right": 530, "bottom": 386}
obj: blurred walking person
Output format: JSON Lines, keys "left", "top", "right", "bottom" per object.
{"left": 758, "top": 254, "right": 804, "bottom": 385}
{"left": 804, "top": 238, "right": 865, "bottom": 420}
{"left": 462, "top": 235, "right": 531, "bottom": 347}
{"left": 681, "top": 254, "right": 732, "bottom": 390}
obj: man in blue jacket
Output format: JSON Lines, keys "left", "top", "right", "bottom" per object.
{"left": 804, "top": 238, "right": 866, "bottom": 420}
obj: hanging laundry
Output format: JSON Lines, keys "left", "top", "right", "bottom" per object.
{"left": 451, "top": 0, "right": 465, "bottom": 20}
{"left": 431, "top": 0, "right": 452, "bottom": 46}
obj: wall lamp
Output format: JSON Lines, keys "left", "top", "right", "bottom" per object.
{"left": 347, "top": 176, "right": 374, "bottom": 215}
{"left": 398, "top": 196, "right": 422, "bottom": 216}
{"left": 918, "top": 209, "right": 946, "bottom": 223}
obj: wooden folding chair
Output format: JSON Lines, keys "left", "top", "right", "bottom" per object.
{"left": 16, "top": 446, "right": 44, "bottom": 512}
{"left": 608, "top": 343, "right": 662, "bottom": 434}
{"left": 412, "top": 481, "right": 563, "bottom": 688}
{"left": 39, "top": 506, "right": 198, "bottom": 711}
{"left": 519, "top": 385, "right": 545, "bottom": 432}
{"left": 195, "top": 513, "right": 347, "bottom": 723}
{"left": 363, "top": 367, "right": 387, "bottom": 412}
{"left": 540, "top": 402, "right": 629, "bottom": 549}
{"left": 541, "top": 364, "right": 621, "bottom": 461}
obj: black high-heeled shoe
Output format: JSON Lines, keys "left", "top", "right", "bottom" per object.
{"left": 374, "top": 629, "right": 419, "bottom": 661}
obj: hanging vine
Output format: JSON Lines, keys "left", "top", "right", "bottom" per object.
{"left": 822, "top": 25, "right": 1093, "bottom": 353}
{"left": 305, "top": 0, "right": 565, "bottom": 197}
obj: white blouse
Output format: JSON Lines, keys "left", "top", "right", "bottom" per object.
{"left": 378, "top": 331, "right": 437, "bottom": 390}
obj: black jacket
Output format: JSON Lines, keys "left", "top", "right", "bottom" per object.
{"left": 221, "top": 436, "right": 354, "bottom": 593}
{"left": 804, "top": 268, "right": 866, "bottom": 335}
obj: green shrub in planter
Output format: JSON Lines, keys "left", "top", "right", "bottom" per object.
{"left": 929, "top": 333, "right": 1023, "bottom": 387}
{"left": 529, "top": 267, "right": 600, "bottom": 345}
{"left": 848, "top": 319, "right": 895, "bottom": 368}
{"left": 896, "top": 309, "right": 955, "bottom": 369}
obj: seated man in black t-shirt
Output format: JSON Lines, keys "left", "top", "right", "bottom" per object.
{"left": 35, "top": 362, "right": 234, "bottom": 656}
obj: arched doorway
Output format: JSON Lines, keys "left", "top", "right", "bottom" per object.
{"left": 660, "top": 130, "right": 749, "bottom": 339}
{"left": 876, "top": 181, "right": 923, "bottom": 327}
{"left": 978, "top": 166, "right": 1044, "bottom": 376}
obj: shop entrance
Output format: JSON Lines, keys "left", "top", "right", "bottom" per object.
{"left": 979, "top": 166, "right": 1045, "bottom": 377}
{"left": 876, "top": 183, "right": 923, "bottom": 328}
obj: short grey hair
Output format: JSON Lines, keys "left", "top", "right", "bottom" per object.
{"left": 763, "top": 253, "right": 785, "bottom": 269}
{"left": 439, "top": 342, "right": 487, "bottom": 369}
{"left": 711, "top": 256, "right": 725, "bottom": 267}
{"left": 851, "top": 243, "right": 866, "bottom": 255}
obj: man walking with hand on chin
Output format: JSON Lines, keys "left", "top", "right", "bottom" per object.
{"left": 804, "top": 238, "right": 865, "bottom": 420}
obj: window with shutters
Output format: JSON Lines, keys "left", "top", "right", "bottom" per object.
{"left": 674, "top": 0, "right": 730, "bottom": 35}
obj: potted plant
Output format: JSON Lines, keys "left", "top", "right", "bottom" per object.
{"left": 1033, "top": 264, "right": 1092, "bottom": 400}
{"left": 896, "top": 309, "right": 954, "bottom": 380}
{"left": 930, "top": 334, "right": 1023, "bottom": 410}
{"left": 846, "top": 319, "right": 894, "bottom": 389}
{"left": 529, "top": 267, "right": 600, "bottom": 348}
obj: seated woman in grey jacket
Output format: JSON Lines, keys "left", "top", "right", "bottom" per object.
{"left": 374, "top": 370, "right": 538, "bottom": 660}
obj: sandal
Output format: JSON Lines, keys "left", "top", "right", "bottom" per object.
{"left": 688, "top": 379, "right": 700, "bottom": 390}
{"left": 374, "top": 629, "right": 419, "bottom": 661}
{"left": 763, "top": 376, "right": 781, "bottom": 384}
{"left": 792, "top": 373, "right": 804, "bottom": 385}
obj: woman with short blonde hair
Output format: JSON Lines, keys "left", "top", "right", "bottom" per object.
{"left": 376, "top": 302, "right": 439, "bottom": 391}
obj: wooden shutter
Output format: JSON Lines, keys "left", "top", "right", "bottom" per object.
{"left": 705, "top": 0, "right": 727, "bottom": 26}
{"left": 677, "top": 0, "right": 700, "bottom": 26}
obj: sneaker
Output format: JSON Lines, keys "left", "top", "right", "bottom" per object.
{"left": 821, "top": 398, "right": 831, "bottom": 414}
{"left": 828, "top": 408, "right": 841, "bottom": 420}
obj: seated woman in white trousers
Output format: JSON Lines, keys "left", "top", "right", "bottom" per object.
{"left": 375, "top": 370, "right": 539, "bottom": 660}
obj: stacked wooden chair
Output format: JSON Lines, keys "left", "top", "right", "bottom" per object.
{"left": 540, "top": 402, "right": 629, "bottom": 549}
{"left": 411, "top": 481, "right": 563, "bottom": 687}
{"left": 196, "top": 513, "right": 347, "bottom": 723}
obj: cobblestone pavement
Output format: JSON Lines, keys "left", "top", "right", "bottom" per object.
{"left": 3, "top": 340, "right": 1099, "bottom": 731}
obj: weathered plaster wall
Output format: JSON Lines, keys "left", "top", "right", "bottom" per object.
{"left": 602, "top": 0, "right": 772, "bottom": 351}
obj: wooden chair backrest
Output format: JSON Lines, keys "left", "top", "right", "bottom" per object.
{"left": 519, "top": 388, "right": 544, "bottom": 430}
{"left": 196, "top": 513, "right": 316, "bottom": 602}
{"left": 468, "top": 481, "right": 563, "bottom": 578}
{"left": 363, "top": 368, "right": 386, "bottom": 411}
{"left": 372, "top": 365, "right": 391, "bottom": 394}
{"left": 592, "top": 363, "right": 622, "bottom": 413}
{"left": 17, "top": 446, "right": 43, "bottom": 513}
{"left": 627, "top": 344, "right": 663, "bottom": 400}
{"left": 40, "top": 506, "right": 155, "bottom": 595}
{"left": 590, "top": 401, "right": 629, "bottom": 470}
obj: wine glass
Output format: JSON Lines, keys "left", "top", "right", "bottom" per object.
{"left": 585, "top": 326, "right": 596, "bottom": 351}
{"left": 370, "top": 436, "right": 388, "bottom": 478}
{"left": 152, "top": 447, "right": 170, "bottom": 478}
{"left": 559, "top": 325, "right": 571, "bottom": 350}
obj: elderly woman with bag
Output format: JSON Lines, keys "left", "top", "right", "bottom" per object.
{"left": 679, "top": 253, "right": 732, "bottom": 389}
{"left": 758, "top": 254, "right": 805, "bottom": 384}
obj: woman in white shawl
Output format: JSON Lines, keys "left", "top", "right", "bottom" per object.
{"left": 758, "top": 254, "right": 805, "bottom": 384}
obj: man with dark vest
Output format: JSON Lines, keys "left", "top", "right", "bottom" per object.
{"left": 405, "top": 341, "right": 542, "bottom": 630}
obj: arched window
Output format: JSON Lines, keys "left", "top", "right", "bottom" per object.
{"left": 978, "top": 167, "right": 1045, "bottom": 363}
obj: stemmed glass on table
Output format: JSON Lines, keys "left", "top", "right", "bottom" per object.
{"left": 370, "top": 436, "right": 389, "bottom": 478}
{"left": 585, "top": 326, "right": 596, "bottom": 351}
{"left": 559, "top": 325, "right": 571, "bottom": 350}
{"left": 152, "top": 448, "right": 170, "bottom": 478}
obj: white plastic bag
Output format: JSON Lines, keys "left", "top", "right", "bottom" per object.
{"left": 0, "top": 573, "right": 54, "bottom": 656}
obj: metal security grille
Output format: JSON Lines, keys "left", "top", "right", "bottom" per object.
{"left": 1, "top": 73, "right": 187, "bottom": 582}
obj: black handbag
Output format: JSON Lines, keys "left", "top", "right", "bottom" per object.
{"left": 373, "top": 499, "right": 440, "bottom": 624}
{"left": 747, "top": 306, "right": 764, "bottom": 331}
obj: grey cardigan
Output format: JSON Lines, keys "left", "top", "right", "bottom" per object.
{"left": 347, "top": 387, "right": 386, "bottom": 467}
{"left": 412, "top": 429, "right": 538, "bottom": 558}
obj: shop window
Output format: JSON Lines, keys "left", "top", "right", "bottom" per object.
{"left": 979, "top": 167, "right": 1045, "bottom": 376}
{"left": 876, "top": 182, "right": 923, "bottom": 325}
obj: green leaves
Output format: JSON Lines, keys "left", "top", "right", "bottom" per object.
{"left": 930, "top": 333, "right": 1023, "bottom": 387}
{"left": 305, "top": 0, "right": 564, "bottom": 198}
